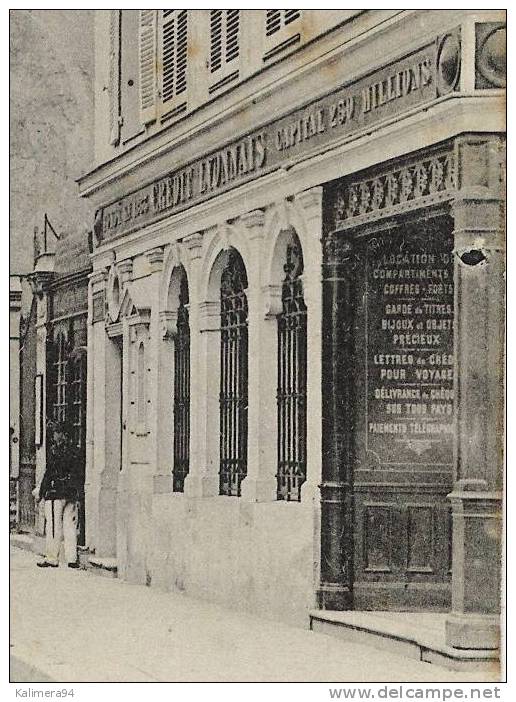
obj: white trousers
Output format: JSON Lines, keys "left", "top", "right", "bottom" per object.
{"left": 44, "top": 499, "right": 78, "bottom": 565}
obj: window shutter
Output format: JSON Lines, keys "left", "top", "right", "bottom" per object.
{"left": 139, "top": 9, "right": 157, "bottom": 124}
{"left": 162, "top": 10, "right": 188, "bottom": 104}
{"left": 210, "top": 9, "right": 239, "bottom": 73}
{"left": 108, "top": 10, "right": 121, "bottom": 145}
{"left": 210, "top": 10, "right": 223, "bottom": 73}
{"left": 265, "top": 10, "right": 282, "bottom": 36}
{"left": 265, "top": 9, "right": 300, "bottom": 36}
{"left": 226, "top": 10, "right": 240, "bottom": 64}
{"left": 175, "top": 10, "right": 188, "bottom": 96}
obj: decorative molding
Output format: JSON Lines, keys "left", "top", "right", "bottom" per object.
{"left": 182, "top": 232, "right": 203, "bottom": 260}
{"left": 436, "top": 30, "right": 461, "bottom": 96}
{"left": 27, "top": 271, "right": 54, "bottom": 299}
{"left": 117, "top": 258, "right": 133, "bottom": 285}
{"left": 146, "top": 246, "right": 164, "bottom": 273}
{"left": 332, "top": 148, "right": 456, "bottom": 230}
{"left": 475, "top": 23, "right": 506, "bottom": 89}
{"left": 159, "top": 309, "right": 178, "bottom": 340}
{"left": 240, "top": 209, "right": 266, "bottom": 237}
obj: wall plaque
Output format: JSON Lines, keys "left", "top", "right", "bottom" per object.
{"left": 365, "top": 227, "right": 454, "bottom": 466}
{"left": 98, "top": 40, "right": 440, "bottom": 243}
{"left": 92, "top": 290, "right": 106, "bottom": 323}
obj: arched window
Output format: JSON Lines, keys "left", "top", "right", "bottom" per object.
{"left": 219, "top": 250, "right": 248, "bottom": 496}
{"left": 173, "top": 272, "right": 190, "bottom": 492}
{"left": 277, "top": 239, "right": 307, "bottom": 501}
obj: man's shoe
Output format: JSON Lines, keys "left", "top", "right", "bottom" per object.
{"left": 67, "top": 562, "right": 80, "bottom": 569}
{"left": 37, "top": 561, "right": 58, "bottom": 568}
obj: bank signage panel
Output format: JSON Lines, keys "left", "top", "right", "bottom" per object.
{"left": 365, "top": 228, "right": 454, "bottom": 466}
{"left": 98, "top": 41, "right": 438, "bottom": 242}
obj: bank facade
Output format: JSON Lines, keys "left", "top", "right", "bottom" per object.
{"left": 78, "top": 10, "right": 505, "bottom": 649}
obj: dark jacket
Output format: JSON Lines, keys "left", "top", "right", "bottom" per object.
{"left": 40, "top": 442, "right": 81, "bottom": 501}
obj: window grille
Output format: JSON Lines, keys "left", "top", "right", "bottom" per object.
{"left": 277, "top": 241, "right": 307, "bottom": 501}
{"left": 71, "top": 354, "right": 86, "bottom": 451}
{"left": 53, "top": 333, "right": 68, "bottom": 424}
{"left": 173, "top": 272, "right": 190, "bottom": 492}
{"left": 265, "top": 9, "right": 300, "bottom": 36}
{"left": 210, "top": 9, "right": 240, "bottom": 73}
{"left": 219, "top": 251, "right": 248, "bottom": 497}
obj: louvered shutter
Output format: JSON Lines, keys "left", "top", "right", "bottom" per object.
{"left": 210, "top": 10, "right": 223, "bottom": 73}
{"left": 210, "top": 10, "right": 239, "bottom": 74}
{"left": 161, "top": 10, "right": 188, "bottom": 104}
{"left": 225, "top": 10, "right": 240, "bottom": 63}
{"left": 108, "top": 10, "right": 121, "bottom": 145}
{"left": 139, "top": 9, "right": 157, "bottom": 124}
{"left": 265, "top": 9, "right": 300, "bottom": 36}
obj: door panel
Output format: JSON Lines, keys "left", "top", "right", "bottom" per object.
{"left": 352, "top": 215, "right": 454, "bottom": 610}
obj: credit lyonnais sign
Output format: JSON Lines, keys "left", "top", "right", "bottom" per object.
{"left": 99, "top": 43, "right": 437, "bottom": 242}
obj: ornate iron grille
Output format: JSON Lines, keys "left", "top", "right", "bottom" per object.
{"left": 277, "top": 242, "right": 307, "bottom": 501}
{"left": 71, "top": 354, "right": 86, "bottom": 450}
{"left": 173, "top": 273, "right": 190, "bottom": 492}
{"left": 53, "top": 333, "right": 68, "bottom": 423}
{"left": 219, "top": 251, "right": 248, "bottom": 496}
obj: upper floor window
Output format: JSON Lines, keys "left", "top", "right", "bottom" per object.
{"left": 210, "top": 10, "right": 240, "bottom": 73}
{"left": 265, "top": 10, "right": 301, "bottom": 36}
{"left": 138, "top": 9, "right": 189, "bottom": 126}
{"left": 264, "top": 10, "right": 302, "bottom": 61}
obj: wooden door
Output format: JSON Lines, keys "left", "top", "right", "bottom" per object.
{"left": 351, "top": 213, "right": 454, "bottom": 610}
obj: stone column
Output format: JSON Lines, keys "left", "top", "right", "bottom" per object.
{"left": 85, "top": 268, "right": 108, "bottom": 550}
{"left": 240, "top": 209, "right": 277, "bottom": 503}
{"left": 295, "top": 188, "right": 324, "bottom": 503}
{"left": 445, "top": 135, "right": 505, "bottom": 650}
{"left": 28, "top": 254, "right": 55, "bottom": 537}
{"left": 180, "top": 233, "right": 205, "bottom": 498}
{"left": 187, "top": 298, "right": 220, "bottom": 497}
{"left": 144, "top": 247, "right": 170, "bottom": 493}
{"left": 318, "top": 230, "right": 357, "bottom": 611}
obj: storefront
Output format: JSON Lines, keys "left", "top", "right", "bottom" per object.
{"left": 79, "top": 10, "right": 505, "bottom": 646}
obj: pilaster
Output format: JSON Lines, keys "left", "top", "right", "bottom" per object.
{"left": 240, "top": 209, "right": 277, "bottom": 503}
{"left": 445, "top": 134, "right": 504, "bottom": 650}
{"left": 318, "top": 228, "right": 357, "bottom": 611}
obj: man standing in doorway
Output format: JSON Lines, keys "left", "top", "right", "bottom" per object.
{"left": 33, "top": 420, "right": 81, "bottom": 568}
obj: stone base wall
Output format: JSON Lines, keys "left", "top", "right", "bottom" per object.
{"left": 116, "top": 465, "right": 316, "bottom": 627}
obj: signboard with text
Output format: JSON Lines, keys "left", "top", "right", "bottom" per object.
{"left": 98, "top": 41, "right": 438, "bottom": 243}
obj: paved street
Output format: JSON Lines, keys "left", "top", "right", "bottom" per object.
{"left": 10, "top": 546, "right": 498, "bottom": 683}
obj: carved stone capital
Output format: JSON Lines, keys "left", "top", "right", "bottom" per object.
{"left": 89, "top": 268, "right": 108, "bottom": 291}
{"left": 146, "top": 247, "right": 164, "bottom": 273}
{"left": 117, "top": 258, "right": 133, "bottom": 285}
{"left": 262, "top": 283, "right": 283, "bottom": 318}
{"left": 199, "top": 300, "right": 220, "bottom": 332}
{"left": 182, "top": 232, "right": 203, "bottom": 261}
{"left": 160, "top": 309, "right": 178, "bottom": 340}
{"left": 27, "top": 271, "right": 54, "bottom": 299}
{"left": 295, "top": 186, "right": 323, "bottom": 218}
{"left": 240, "top": 209, "right": 265, "bottom": 238}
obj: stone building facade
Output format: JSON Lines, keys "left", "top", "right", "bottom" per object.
{"left": 78, "top": 9, "right": 505, "bottom": 651}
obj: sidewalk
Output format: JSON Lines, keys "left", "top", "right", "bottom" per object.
{"left": 10, "top": 546, "right": 499, "bottom": 683}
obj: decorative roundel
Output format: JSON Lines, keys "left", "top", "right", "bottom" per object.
{"left": 437, "top": 33, "right": 461, "bottom": 95}
{"left": 107, "top": 266, "right": 121, "bottom": 322}
{"left": 477, "top": 26, "right": 506, "bottom": 88}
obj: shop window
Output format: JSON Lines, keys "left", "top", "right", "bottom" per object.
{"left": 264, "top": 10, "right": 302, "bottom": 61}
{"left": 219, "top": 250, "right": 248, "bottom": 497}
{"left": 173, "top": 272, "right": 190, "bottom": 492}
{"left": 276, "top": 239, "right": 307, "bottom": 501}
{"left": 209, "top": 10, "right": 240, "bottom": 93}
